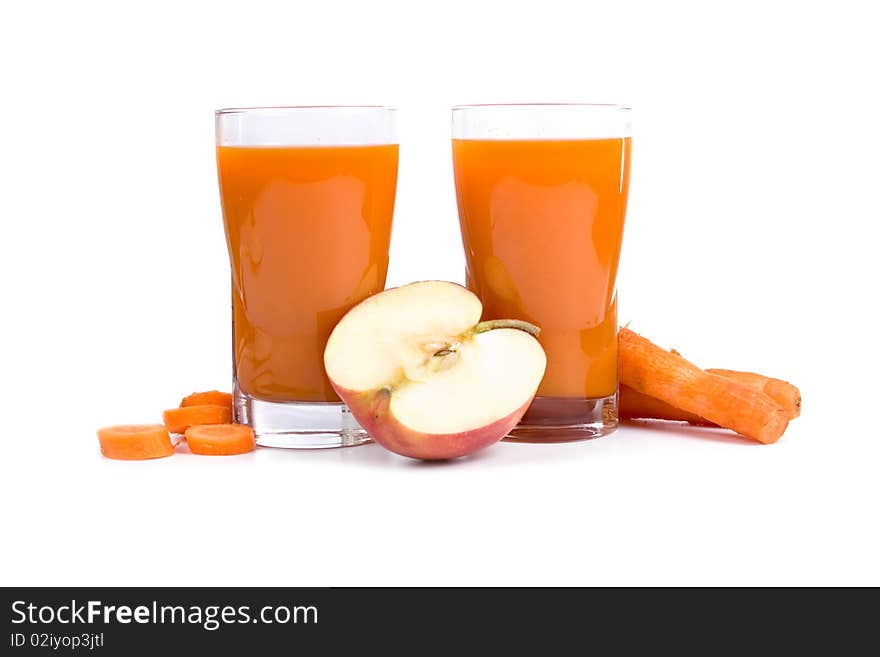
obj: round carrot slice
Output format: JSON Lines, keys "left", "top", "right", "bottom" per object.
{"left": 185, "top": 424, "right": 256, "bottom": 455}
{"left": 163, "top": 404, "right": 232, "bottom": 434}
{"left": 180, "top": 390, "right": 233, "bottom": 409}
{"left": 97, "top": 424, "right": 175, "bottom": 460}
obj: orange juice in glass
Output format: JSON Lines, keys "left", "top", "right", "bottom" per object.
{"left": 453, "top": 104, "right": 631, "bottom": 440}
{"left": 216, "top": 107, "right": 398, "bottom": 447}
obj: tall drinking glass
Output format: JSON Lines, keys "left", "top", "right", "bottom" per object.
{"left": 216, "top": 106, "right": 398, "bottom": 447}
{"left": 452, "top": 104, "right": 631, "bottom": 441}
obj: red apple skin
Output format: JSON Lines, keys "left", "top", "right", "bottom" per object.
{"left": 334, "top": 384, "right": 533, "bottom": 460}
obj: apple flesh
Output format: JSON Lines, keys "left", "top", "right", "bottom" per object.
{"left": 324, "top": 281, "right": 546, "bottom": 460}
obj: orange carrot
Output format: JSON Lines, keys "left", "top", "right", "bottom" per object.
{"left": 163, "top": 404, "right": 232, "bottom": 434}
{"left": 185, "top": 424, "right": 256, "bottom": 455}
{"left": 619, "top": 384, "right": 709, "bottom": 424}
{"left": 706, "top": 369, "right": 801, "bottom": 419}
{"left": 180, "top": 390, "right": 233, "bottom": 409}
{"left": 618, "top": 328, "right": 789, "bottom": 444}
{"left": 97, "top": 424, "right": 175, "bottom": 460}
{"left": 621, "top": 368, "right": 801, "bottom": 424}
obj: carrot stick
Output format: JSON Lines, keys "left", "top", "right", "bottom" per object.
{"left": 621, "top": 369, "right": 801, "bottom": 424}
{"left": 163, "top": 404, "right": 232, "bottom": 434}
{"left": 706, "top": 369, "right": 801, "bottom": 419}
{"left": 185, "top": 424, "right": 256, "bottom": 455}
{"left": 619, "top": 384, "right": 709, "bottom": 424}
{"left": 180, "top": 390, "right": 233, "bottom": 409}
{"left": 618, "top": 328, "right": 789, "bottom": 444}
{"left": 97, "top": 424, "right": 175, "bottom": 460}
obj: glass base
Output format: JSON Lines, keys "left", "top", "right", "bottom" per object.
{"left": 234, "top": 390, "right": 370, "bottom": 449}
{"left": 506, "top": 393, "right": 618, "bottom": 443}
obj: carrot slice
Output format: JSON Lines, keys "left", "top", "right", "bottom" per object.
{"left": 619, "top": 384, "right": 709, "bottom": 425}
{"left": 620, "top": 368, "right": 802, "bottom": 425}
{"left": 185, "top": 424, "right": 256, "bottom": 455}
{"left": 618, "top": 328, "right": 789, "bottom": 444}
{"left": 180, "top": 390, "right": 233, "bottom": 409}
{"left": 163, "top": 404, "right": 232, "bottom": 434}
{"left": 97, "top": 424, "right": 175, "bottom": 460}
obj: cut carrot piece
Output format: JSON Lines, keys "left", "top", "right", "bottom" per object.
{"left": 618, "top": 328, "right": 789, "bottom": 444}
{"left": 163, "top": 404, "right": 232, "bottom": 434}
{"left": 621, "top": 368, "right": 801, "bottom": 424}
{"left": 706, "top": 369, "right": 801, "bottom": 419}
{"left": 619, "top": 384, "right": 709, "bottom": 425}
{"left": 185, "top": 424, "right": 256, "bottom": 455}
{"left": 97, "top": 424, "right": 175, "bottom": 460}
{"left": 180, "top": 390, "right": 233, "bottom": 409}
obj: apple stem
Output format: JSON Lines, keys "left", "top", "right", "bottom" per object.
{"left": 472, "top": 319, "right": 541, "bottom": 338}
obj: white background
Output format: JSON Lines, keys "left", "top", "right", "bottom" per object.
{"left": 1, "top": 0, "right": 877, "bottom": 586}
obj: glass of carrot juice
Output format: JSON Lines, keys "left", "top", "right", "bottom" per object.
{"left": 215, "top": 106, "right": 398, "bottom": 448}
{"left": 452, "top": 104, "right": 631, "bottom": 441}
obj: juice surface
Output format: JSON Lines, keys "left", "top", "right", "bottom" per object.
{"left": 217, "top": 144, "right": 398, "bottom": 402}
{"left": 453, "top": 138, "right": 630, "bottom": 398}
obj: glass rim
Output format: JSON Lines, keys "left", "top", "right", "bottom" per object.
{"left": 216, "top": 105, "right": 397, "bottom": 116}
{"left": 452, "top": 103, "right": 631, "bottom": 112}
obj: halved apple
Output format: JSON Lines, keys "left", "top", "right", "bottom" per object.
{"left": 324, "top": 281, "right": 546, "bottom": 460}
